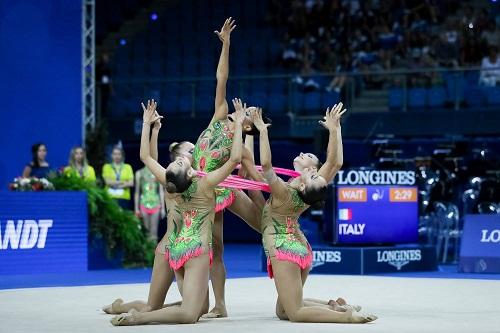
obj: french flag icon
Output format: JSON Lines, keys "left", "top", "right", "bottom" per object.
{"left": 338, "top": 208, "right": 352, "bottom": 220}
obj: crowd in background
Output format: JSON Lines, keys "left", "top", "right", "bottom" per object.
{"left": 268, "top": 0, "right": 500, "bottom": 91}
{"left": 19, "top": 142, "right": 174, "bottom": 242}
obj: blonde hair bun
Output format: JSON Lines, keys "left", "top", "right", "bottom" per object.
{"left": 169, "top": 142, "right": 179, "bottom": 152}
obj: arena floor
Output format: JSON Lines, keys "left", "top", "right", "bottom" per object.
{"left": 1, "top": 274, "right": 499, "bottom": 333}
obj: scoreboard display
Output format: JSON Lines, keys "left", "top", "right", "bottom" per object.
{"left": 333, "top": 170, "right": 419, "bottom": 244}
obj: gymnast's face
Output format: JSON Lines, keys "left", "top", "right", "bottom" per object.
{"left": 166, "top": 156, "right": 192, "bottom": 176}
{"left": 299, "top": 167, "right": 327, "bottom": 192}
{"left": 293, "top": 152, "right": 320, "bottom": 172}
{"left": 175, "top": 142, "right": 195, "bottom": 163}
{"left": 229, "top": 106, "right": 257, "bottom": 131}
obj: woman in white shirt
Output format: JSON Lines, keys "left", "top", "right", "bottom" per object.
{"left": 479, "top": 46, "right": 500, "bottom": 87}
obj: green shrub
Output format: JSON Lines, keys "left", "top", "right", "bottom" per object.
{"left": 50, "top": 174, "right": 155, "bottom": 267}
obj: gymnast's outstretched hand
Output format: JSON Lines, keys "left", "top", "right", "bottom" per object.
{"left": 253, "top": 108, "right": 270, "bottom": 132}
{"left": 153, "top": 111, "right": 162, "bottom": 131}
{"left": 214, "top": 17, "right": 236, "bottom": 43}
{"left": 319, "top": 102, "right": 347, "bottom": 131}
{"left": 232, "top": 98, "right": 246, "bottom": 125}
{"left": 141, "top": 99, "right": 162, "bottom": 125}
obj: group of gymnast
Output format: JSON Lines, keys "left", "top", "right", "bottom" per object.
{"left": 102, "top": 18, "right": 377, "bottom": 325}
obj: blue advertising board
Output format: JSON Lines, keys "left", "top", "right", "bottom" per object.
{"left": 459, "top": 214, "right": 500, "bottom": 273}
{"left": 335, "top": 185, "right": 419, "bottom": 244}
{"left": 0, "top": 192, "right": 88, "bottom": 274}
{"left": 262, "top": 244, "right": 437, "bottom": 275}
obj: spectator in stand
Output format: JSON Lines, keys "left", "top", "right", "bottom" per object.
{"left": 475, "top": 8, "right": 490, "bottom": 33}
{"left": 22, "top": 143, "right": 54, "bottom": 179}
{"left": 294, "top": 59, "right": 321, "bottom": 91}
{"left": 481, "top": 21, "right": 500, "bottom": 48}
{"left": 479, "top": 46, "right": 500, "bottom": 87}
{"left": 461, "top": 35, "right": 483, "bottom": 66}
{"left": 281, "top": 33, "right": 301, "bottom": 69}
{"left": 459, "top": 5, "right": 476, "bottom": 31}
{"left": 434, "top": 24, "right": 460, "bottom": 68}
{"left": 102, "top": 145, "right": 134, "bottom": 209}
{"left": 287, "top": 0, "right": 307, "bottom": 38}
{"left": 326, "top": 53, "right": 351, "bottom": 93}
{"left": 64, "top": 146, "right": 96, "bottom": 182}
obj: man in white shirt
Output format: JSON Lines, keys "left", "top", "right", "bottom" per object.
{"left": 479, "top": 46, "right": 500, "bottom": 87}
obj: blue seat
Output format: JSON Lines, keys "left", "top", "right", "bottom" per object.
{"left": 162, "top": 95, "right": 179, "bottom": 113}
{"left": 303, "top": 91, "right": 322, "bottom": 113}
{"left": 291, "top": 91, "right": 305, "bottom": 113}
{"left": 195, "top": 94, "right": 213, "bottom": 114}
{"left": 268, "top": 80, "right": 287, "bottom": 94}
{"left": 165, "top": 61, "right": 180, "bottom": 75}
{"left": 178, "top": 95, "right": 193, "bottom": 114}
{"left": 464, "top": 71, "right": 480, "bottom": 84}
{"left": 322, "top": 91, "right": 340, "bottom": 109}
{"left": 389, "top": 88, "right": 404, "bottom": 109}
{"left": 249, "top": 93, "right": 268, "bottom": 109}
{"left": 131, "top": 61, "right": 147, "bottom": 76}
{"left": 196, "top": 81, "right": 215, "bottom": 96}
{"left": 443, "top": 72, "right": 465, "bottom": 103}
{"left": 485, "top": 87, "right": 500, "bottom": 105}
{"left": 268, "top": 94, "right": 287, "bottom": 114}
{"left": 408, "top": 88, "right": 426, "bottom": 109}
{"left": 147, "top": 61, "right": 163, "bottom": 76}
{"left": 427, "top": 87, "right": 446, "bottom": 107}
{"left": 464, "top": 86, "right": 486, "bottom": 107}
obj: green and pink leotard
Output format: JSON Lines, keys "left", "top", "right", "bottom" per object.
{"left": 156, "top": 193, "right": 182, "bottom": 256}
{"left": 261, "top": 181, "right": 313, "bottom": 278}
{"left": 138, "top": 168, "right": 162, "bottom": 215}
{"left": 166, "top": 177, "right": 215, "bottom": 270}
{"left": 192, "top": 118, "right": 235, "bottom": 212}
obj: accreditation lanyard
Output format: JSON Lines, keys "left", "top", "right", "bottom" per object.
{"left": 78, "top": 167, "right": 84, "bottom": 178}
{"left": 112, "top": 163, "right": 123, "bottom": 181}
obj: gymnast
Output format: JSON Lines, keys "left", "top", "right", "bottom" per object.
{"left": 110, "top": 98, "right": 245, "bottom": 325}
{"left": 252, "top": 105, "right": 377, "bottom": 323}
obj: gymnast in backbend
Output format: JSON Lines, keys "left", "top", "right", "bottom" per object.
{"left": 102, "top": 112, "right": 196, "bottom": 315}
{"left": 110, "top": 98, "right": 245, "bottom": 325}
{"left": 251, "top": 105, "right": 377, "bottom": 323}
{"left": 193, "top": 17, "right": 271, "bottom": 318}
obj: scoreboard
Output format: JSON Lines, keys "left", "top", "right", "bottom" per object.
{"left": 333, "top": 170, "right": 419, "bottom": 244}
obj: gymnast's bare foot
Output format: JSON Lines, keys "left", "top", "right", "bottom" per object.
{"left": 110, "top": 309, "right": 140, "bottom": 326}
{"left": 329, "top": 298, "right": 362, "bottom": 312}
{"left": 102, "top": 298, "right": 124, "bottom": 314}
{"left": 350, "top": 310, "right": 378, "bottom": 324}
{"left": 202, "top": 305, "right": 228, "bottom": 319}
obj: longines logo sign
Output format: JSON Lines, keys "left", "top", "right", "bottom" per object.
{"left": 337, "top": 170, "right": 416, "bottom": 186}
{"left": 312, "top": 250, "right": 342, "bottom": 268}
{"left": 376, "top": 249, "right": 422, "bottom": 270}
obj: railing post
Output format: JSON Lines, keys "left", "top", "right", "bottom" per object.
{"left": 288, "top": 76, "right": 293, "bottom": 115}
{"left": 403, "top": 74, "right": 408, "bottom": 112}
{"left": 454, "top": 71, "right": 460, "bottom": 111}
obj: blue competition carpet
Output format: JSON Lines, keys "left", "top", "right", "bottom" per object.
{"left": 1, "top": 244, "right": 499, "bottom": 290}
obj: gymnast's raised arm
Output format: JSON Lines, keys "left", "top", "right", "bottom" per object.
{"left": 212, "top": 17, "right": 236, "bottom": 122}
{"left": 317, "top": 103, "right": 346, "bottom": 183}
{"left": 139, "top": 100, "right": 166, "bottom": 185}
